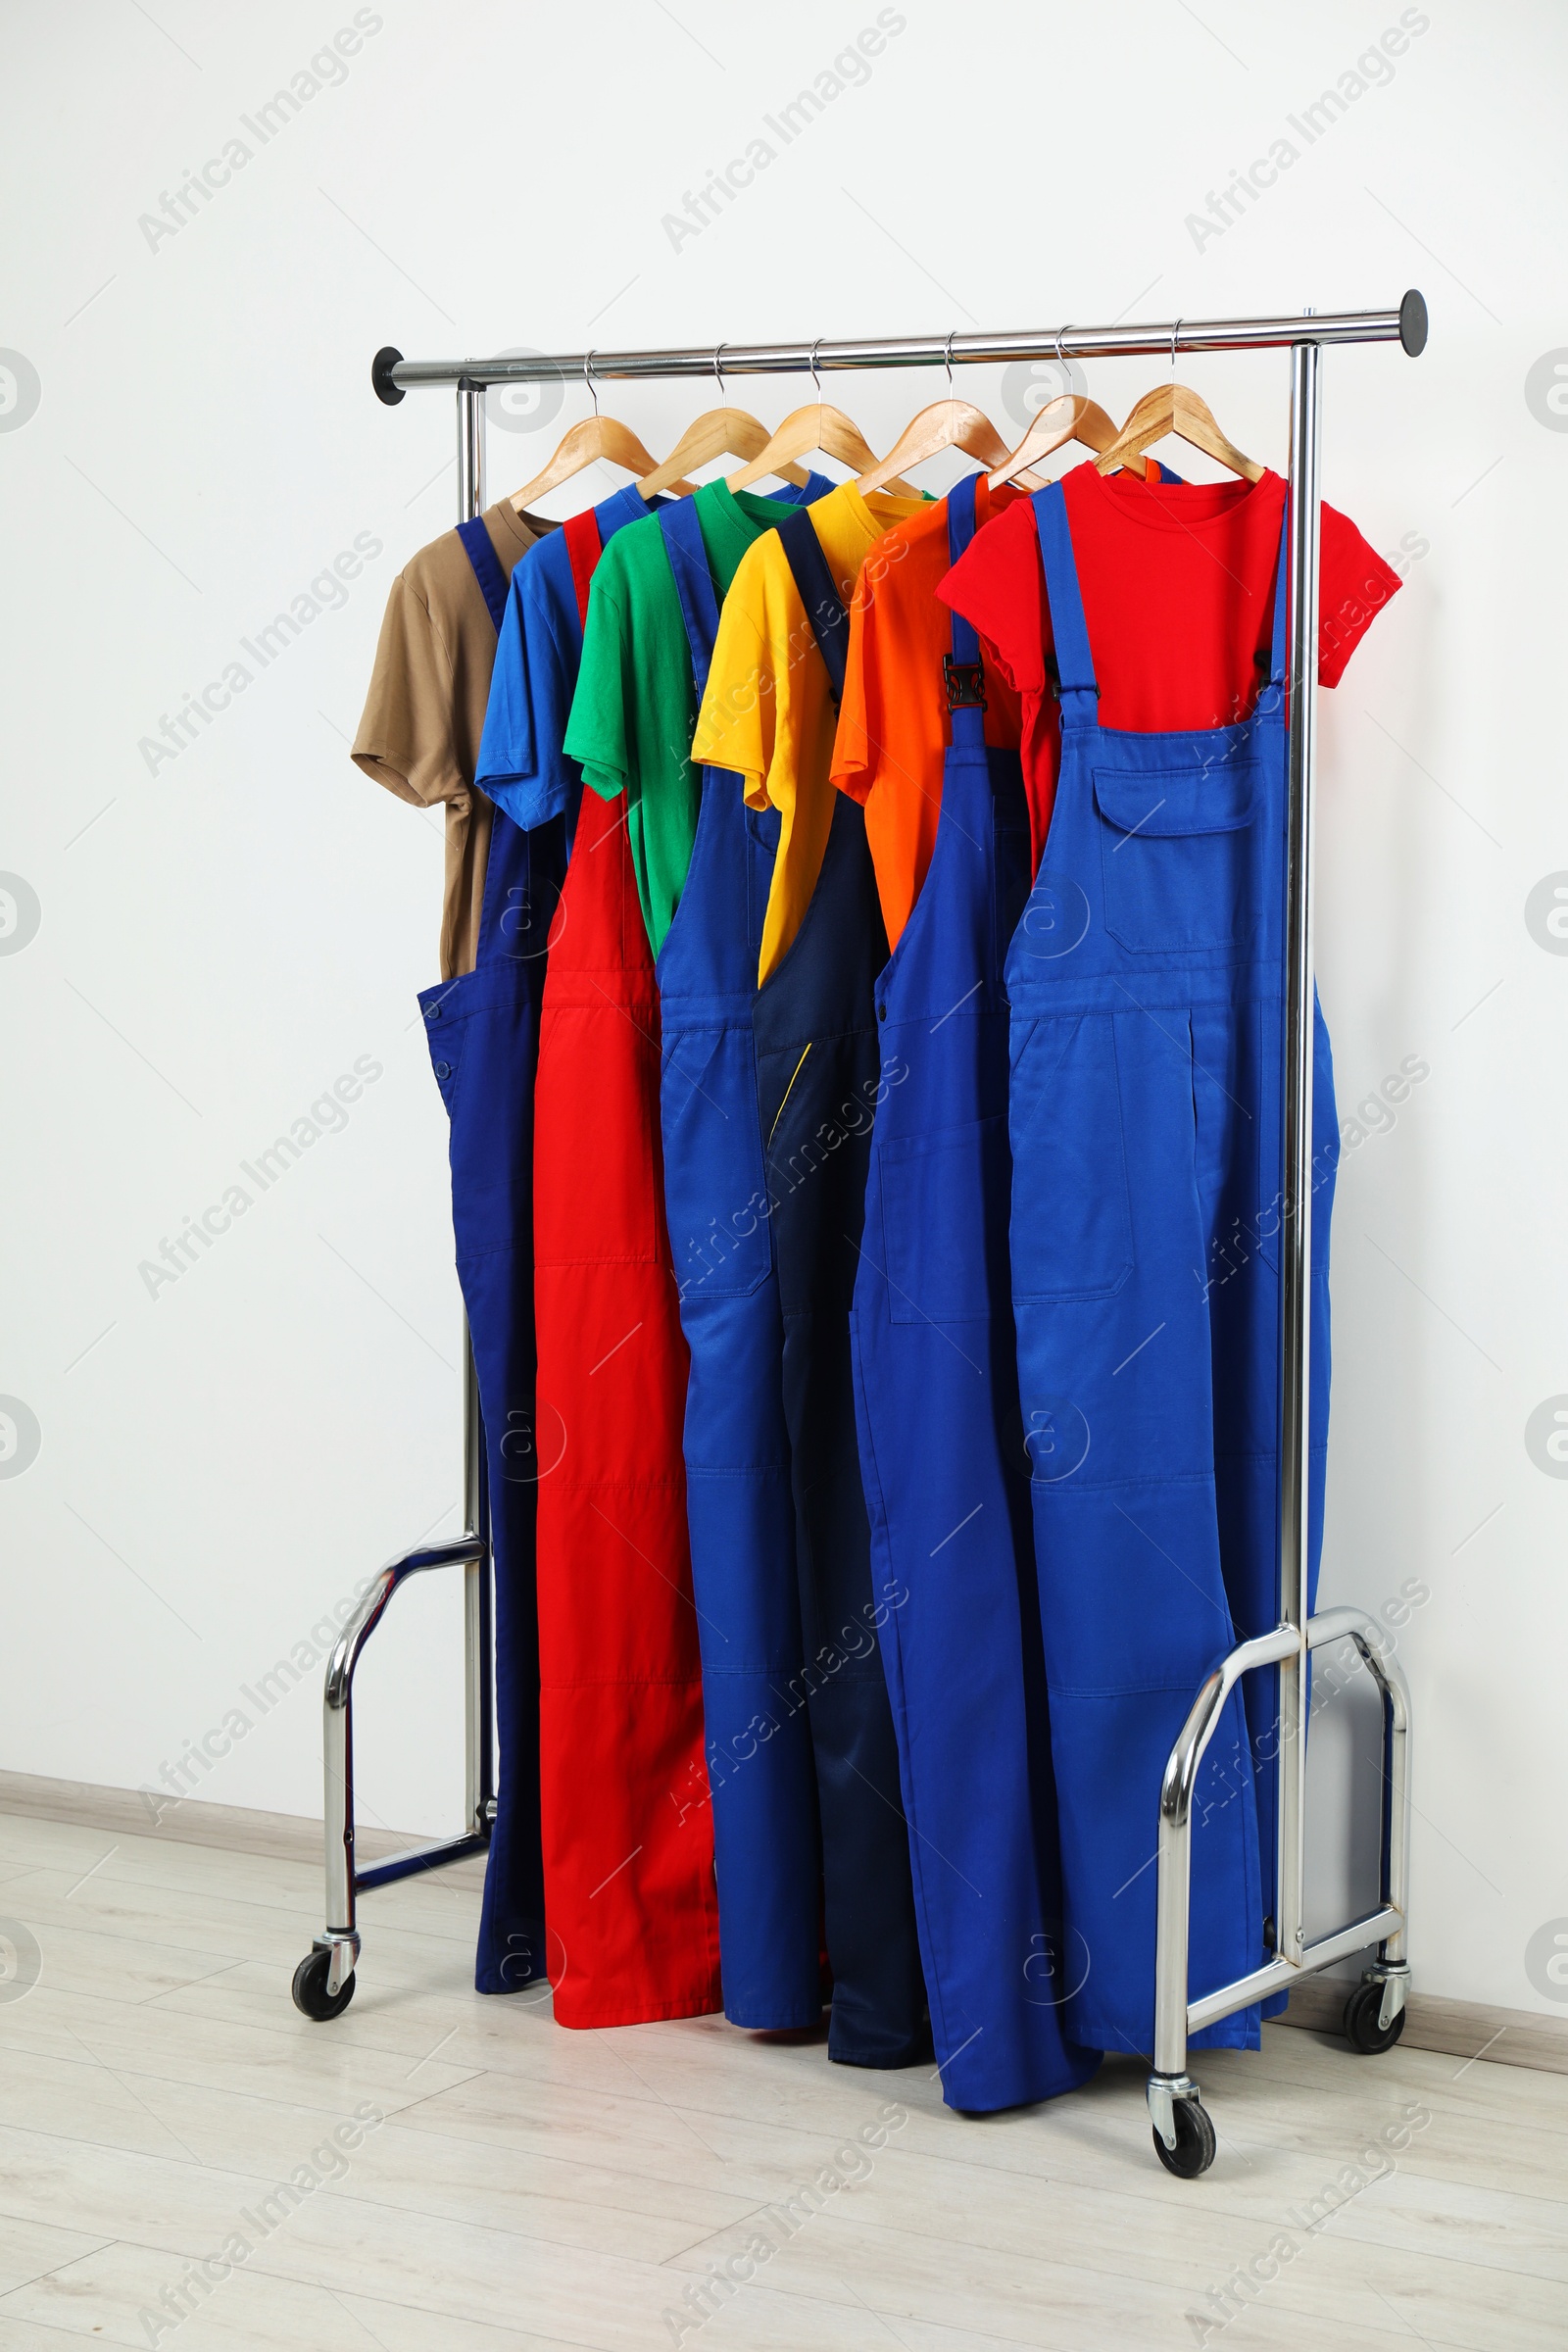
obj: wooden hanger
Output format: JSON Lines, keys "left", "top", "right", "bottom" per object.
{"left": 990, "top": 393, "right": 1154, "bottom": 488}
{"left": 857, "top": 398, "right": 1021, "bottom": 496}
{"left": 727, "top": 344, "right": 916, "bottom": 494}
{"left": 638, "top": 409, "right": 808, "bottom": 498}
{"left": 509, "top": 353, "right": 694, "bottom": 511}
{"left": 1094, "top": 381, "right": 1262, "bottom": 482}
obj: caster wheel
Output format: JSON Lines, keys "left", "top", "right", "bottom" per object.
{"left": 1343, "top": 1979, "right": 1405, "bottom": 2055}
{"left": 292, "top": 1948, "right": 355, "bottom": 2022}
{"left": 1152, "top": 2098, "right": 1217, "bottom": 2179}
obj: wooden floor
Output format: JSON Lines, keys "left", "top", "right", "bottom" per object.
{"left": 0, "top": 1807, "right": 1560, "bottom": 2350}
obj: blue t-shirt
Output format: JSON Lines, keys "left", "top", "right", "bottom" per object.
{"left": 476, "top": 482, "right": 656, "bottom": 840}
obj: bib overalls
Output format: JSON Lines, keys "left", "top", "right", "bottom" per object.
{"left": 652, "top": 495, "right": 824, "bottom": 2030}
{"left": 849, "top": 473, "right": 1102, "bottom": 2110}
{"left": 1006, "top": 481, "right": 1337, "bottom": 2055}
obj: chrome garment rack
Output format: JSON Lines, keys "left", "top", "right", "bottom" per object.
{"left": 294, "top": 296, "right": 1426, "bottom": 2180}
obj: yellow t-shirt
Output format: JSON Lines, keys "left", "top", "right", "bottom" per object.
{"left": 692, "top": 480, "right": 928, "bottom": 983}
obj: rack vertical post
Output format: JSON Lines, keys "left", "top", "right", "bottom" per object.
{"left": 290, "top": 380, "right": 497, "bottom": 2026}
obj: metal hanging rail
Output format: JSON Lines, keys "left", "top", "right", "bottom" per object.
{"left": 369, "top": 293, "right": 1426, "bottom": 398}
{"left": 298, "top": 294, "right": 1427, "bottom": 2181}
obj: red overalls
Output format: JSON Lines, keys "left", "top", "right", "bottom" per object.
{"left": 532, "top": 510, "right": 721, "bottom": 2027}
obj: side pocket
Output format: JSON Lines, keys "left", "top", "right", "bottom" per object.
{"left": 418, "top": 978, "right": 467, "bottom": 1120}
{"left": 1010, "top": 1013, "right": 1134, "bottom": 1300}
{"left": 880, "top": 1116, "right": 1008, "bottom": 1325}
{"left": 661, "top": 1021, "right": 772, "bottom": 1301}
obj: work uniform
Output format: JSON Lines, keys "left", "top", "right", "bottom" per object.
{"left": 1006, "top": 480, "right": 1338, "bottom": 2056}
{"left": 750, "top": 509, "right": 930, "bottom": 2069}
{"left": 848, "top": 473, "right": 1102, "bottom": 2111}
{"left": 356, "top": 500, "right": 555, "bottom": 1999}
{"left": 653, "top": 494, "right": 824, "bottom": 2030}
{"left": 528, "top": 502, "right": 723, "bottom": 2028}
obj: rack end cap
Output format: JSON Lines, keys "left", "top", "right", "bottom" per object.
{"left": 371, "top": 345, "right": 406, "bottom": 406}
{"left": 1399, "top": 290, "right": 1428, "bottom": 358}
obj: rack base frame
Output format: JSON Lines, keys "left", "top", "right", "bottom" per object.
{"left": 295, "top": 299, "right": 1425, "bottom": 2176}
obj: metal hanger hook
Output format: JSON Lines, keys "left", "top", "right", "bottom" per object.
{"left": 809, "top": 337, "right": 823, "bottom": 412}
{"left": 1170, "top": 317, "right": 1181, "bottom": 373}
{"left": 944, "top": 329, "right": 956, "bottom": 400}
{"left": 1054, "top": 323, "right": 1072, "bottom": 404}
{"left": 712, "top": 342, "right": 726, "bottom": 401}
{"left": 584, "top": 349, "right": 599, "bottom": 418}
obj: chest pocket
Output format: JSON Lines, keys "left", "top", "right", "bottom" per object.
{"left": 661, "top": 1021, "right": 773, "bottom": 1301}
{"left": 1095, "top": 762, "right": 1261, "bottom": 955}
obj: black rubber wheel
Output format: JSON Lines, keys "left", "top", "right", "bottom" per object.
{"left": 291, "top": 1948, "right": 355, "bottom": 2022}
{"left": 1343, "top": 1979, "right": 1405, "bottom": 2055}
{"left": 1152, "top": 2098, "right": 1217, "bottom": 2178}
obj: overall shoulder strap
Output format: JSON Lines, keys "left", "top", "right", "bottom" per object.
{"left": 1030, "top": 480, "right": 1099, "bottom": 722}
{"left": 1264, "top": 500, "right": 1291, "bottom": 696}
{"left": 943, "top": 473, "right": 988, "bottom": 751}
{"left": 562, "top": 507, "right": 604, "bottom": 631}
{"left": 656, "top": 496, "right": 722, "bottom": 698}
{"left": 776, "top": 509, "right": 849, "bottom": 708}
{"left": 455, "top": 514, "right": 510, "bottom": 636}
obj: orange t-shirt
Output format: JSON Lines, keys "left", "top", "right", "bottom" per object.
{"left": 831, "top": 477, "right": 1027, "bottom": 952}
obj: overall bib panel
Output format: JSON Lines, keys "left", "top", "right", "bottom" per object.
{"left": 653, "top": 496, "right": 823, "bottom": 2030}
{"left": 848, "top": 474, "right": 1102, "bottom": 2111}
{"left": 751, "top": 511, "right": 930, "bottom": 2070}
{"left": 1006, "top": 481, "right": 1337, "bottom": 2056}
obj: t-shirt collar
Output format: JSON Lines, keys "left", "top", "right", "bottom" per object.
{"left": 595, "top": 482, "right": 660, "bottom": 538}
{"left": 1073, "top": 456, "right": 1284, "bottom": 536}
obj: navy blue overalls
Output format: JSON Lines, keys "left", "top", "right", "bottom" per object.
{"left": 751, "top": 511, "right": 929, "bottom": 2070}
{"left": 1006, "top": 480, "right": 1337, "bottom": 2055}
{"left": 419, "top": 516, "right": 567, "bottom": 1997}
{"left": 653, "top": 497, "right": 824, "bottom": 2031}
{"left": 848, "top": 473, "right": 1102, "bottom": 2112}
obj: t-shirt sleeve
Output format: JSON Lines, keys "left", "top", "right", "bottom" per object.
{"left": 936, "top": 501, "right": 1050, "bottom": 698}
{"left": 563, "top": 563, "right": 633, "bottom": 804}
{"left": 831, "top": 557, "right": 883, "bottom": 805}
{"left": 352, "top": 571, "right": 463, "bottom": 807}
{"left": 1317, "top": 501, "right": 1401, "bottom": 685}
{"left": 475, "top": 560, "right": 578, "bottom": 829}
{"left": 692, "top": 571, "right": 774, "bottom": 808}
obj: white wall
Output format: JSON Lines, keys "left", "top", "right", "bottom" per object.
{"left": 3, "top": 0, "right": 1564, "bottom": 2018}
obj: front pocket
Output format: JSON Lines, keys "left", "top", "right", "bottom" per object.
{"left": 661, "top": 1021, "right": 772, "bottom": 1300}
{"left": 1010, "top": 1014, "right": 1134, "bottom": 1300}
{"left": 880, "top": 1115, "right": 1008, "bottom": 1325}
{"left": 1095, "top": 761, "right": 1261, "bottom": 954}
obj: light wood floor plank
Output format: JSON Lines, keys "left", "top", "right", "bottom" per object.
{"left": 0, "top": 1802, "right": 1562, "bottom": 2352}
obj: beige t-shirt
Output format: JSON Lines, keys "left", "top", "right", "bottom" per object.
{"left": 353, "top": 500, "right": 549, "bottom": 978}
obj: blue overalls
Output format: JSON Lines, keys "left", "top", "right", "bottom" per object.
{"left": 419, "top": 516, "right": 569, "bottom": 1996}
{"left": 752, "top": 512, "right": 930, "bottom": 2070}
{"left": 848, "top": 473, "right": 1102, "bottom": 2111}
{"left": 1007, "top": 481, "right": 1338, "bottom": 2056}
{"left": 653, "top": 497, "right": 824, "bottom": 2031}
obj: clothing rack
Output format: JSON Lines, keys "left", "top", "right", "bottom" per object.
{"left": 295, "top": 295, "right": 1427, "bottom": 2178}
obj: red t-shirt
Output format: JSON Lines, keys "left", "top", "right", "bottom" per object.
{"left": 937, "top": 463, "right": 1401, "bottom": 862}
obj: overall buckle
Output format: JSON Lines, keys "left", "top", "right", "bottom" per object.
{"left": 943, "top": 654, "right": 988, "bottom": 711}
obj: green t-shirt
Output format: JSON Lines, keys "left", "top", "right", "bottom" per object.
{"left": 564, "top": 477, "right": 817, "bottom": 956}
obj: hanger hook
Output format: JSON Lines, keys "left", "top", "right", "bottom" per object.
{"left": 584, "top": 348, "right": 599, "bottom": 418}
{"left": 809, "top": 337, "right": 823, "bottom": 409}
{"left": 713, "top": 341, "right": 726, "bottom": 401}
{"left": 1054, "top": 322, "right": 1072, "bottom": 407}
{"left": 944, "top": 328, "right": 956, "bottom": 400}
{"left": 1169, "top": 317, "right": 1181, "bottom": 373}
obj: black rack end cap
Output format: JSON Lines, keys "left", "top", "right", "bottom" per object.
{"left": 1399, "top": 290, "right": 1428, "bottom": 358}
{"left": 371, "top": 345, "right": 406, "bottom": 406}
